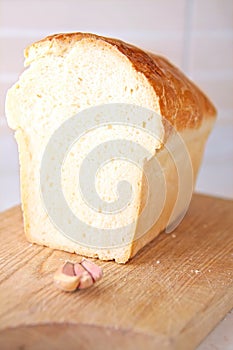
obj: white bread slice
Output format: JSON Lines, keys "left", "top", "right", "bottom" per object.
{"left": 5, "top": 33, "right": 216, "bottom": 263}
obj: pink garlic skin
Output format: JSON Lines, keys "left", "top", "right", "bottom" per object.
{"left": 81, "top": 258, "right": 103, "bottom": 282}
{"left": 74, "top": 262, "right": 93, "bottom": 289}
{"left": 62, "top": 261, "right": 75, "bottom": 276}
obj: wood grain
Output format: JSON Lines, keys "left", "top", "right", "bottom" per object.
{"left": 0, "top": 193, "right": 232, "bottom": 350}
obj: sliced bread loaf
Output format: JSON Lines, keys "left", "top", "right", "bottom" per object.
{"left": 5, "top": 33, "right": 216, "bottom": 263}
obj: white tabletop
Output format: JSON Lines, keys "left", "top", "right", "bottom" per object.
{"left": 198, "top": 309, "right": 233, "bottom": 350}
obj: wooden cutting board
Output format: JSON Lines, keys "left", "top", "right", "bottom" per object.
{"left": 0, "top": 193, "right": 232, "bottom": 350}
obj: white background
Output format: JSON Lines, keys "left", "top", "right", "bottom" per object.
{"left": 0, "top": 1, "right": 232, "bottom": 348}
{"left": 0, "top": 0, "right": 232, "bottom": 212}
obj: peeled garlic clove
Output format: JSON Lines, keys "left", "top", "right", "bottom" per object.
{"left": 54, "top": 262, "right": 80, "bottom": 292}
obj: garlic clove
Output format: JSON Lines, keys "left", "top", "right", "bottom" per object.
{"left": 81, "top": 258, "right": 103, "bottom": 282}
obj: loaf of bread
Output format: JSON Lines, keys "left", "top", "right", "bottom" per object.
{"left": 5, "top": 32, "right": 216, "bottom": 263}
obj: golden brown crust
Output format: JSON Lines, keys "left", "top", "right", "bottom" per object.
{"left": 25, "top": 32, "right": 216, "bottom": 130}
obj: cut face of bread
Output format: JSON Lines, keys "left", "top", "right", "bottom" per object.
{"left": 5, "top": 33, "right": 216, "bottom": 263}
